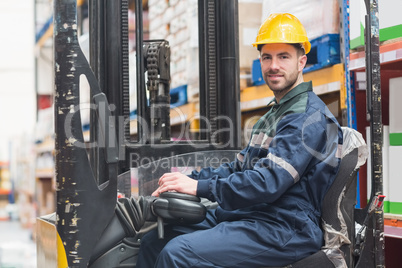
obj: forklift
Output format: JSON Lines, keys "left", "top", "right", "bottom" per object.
{"left": 36, "top": 0, "right": 385, "bottom": 267}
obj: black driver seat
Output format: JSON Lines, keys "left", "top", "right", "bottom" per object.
{"left": 264, "top": 127, "right": 367, "bottom": 268}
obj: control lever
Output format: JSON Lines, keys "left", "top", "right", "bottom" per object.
{"left": 152, "top": 192, "right": 207, "bottom": 239}
{"left": 116, "top": 192, "right": 207, "bottom": 239}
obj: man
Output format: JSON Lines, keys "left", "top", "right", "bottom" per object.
{"left": 137, "top": 13, "right": 343, "bottom": 267}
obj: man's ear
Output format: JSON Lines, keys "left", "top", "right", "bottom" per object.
{"left": 298, "top": 55, "right": 307, "bottom": 71}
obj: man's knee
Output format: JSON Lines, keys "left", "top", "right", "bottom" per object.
{"left": 156, "top": 236, "right": 189, "bottom": 267}
{"left": 139, "top": 230, "right": 158, "bottom": 250}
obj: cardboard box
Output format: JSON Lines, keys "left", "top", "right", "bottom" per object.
{"left": 148, "top": 0, "right": 196, "bottom": 89}
{"left": 36, "top": 179, "right": 55, "bottom": 217}
{"left": 239, "top": 1, "right": 263, "bottom": 69}
{"left": 240, "top": 68, "right": 252, "bottom": 91}
{"left": 261, "top": 0, "right": 340, "bottom": 41}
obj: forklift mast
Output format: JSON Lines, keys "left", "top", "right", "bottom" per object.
{"left": 36, "top": 0, "right": 241, "bottom": 267}
{"left": 357, "top": 0, "right": 385, "bottom": 267}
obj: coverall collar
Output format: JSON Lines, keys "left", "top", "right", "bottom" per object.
{"left": 268, "top": 81, "right": 313, "bottom": 106}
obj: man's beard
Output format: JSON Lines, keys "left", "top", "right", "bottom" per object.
{"left": 264, "top": 70, "right": 299, "bottom": 95}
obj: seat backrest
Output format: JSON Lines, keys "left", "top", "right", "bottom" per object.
{"left": 320, "top": 146, "right": 359, "bottom": 267}
{"left": 320, "top": 127, "right": 367, "bottom": 268}
{"left": 286, "top": 127, "right": 367, "bottom": 268}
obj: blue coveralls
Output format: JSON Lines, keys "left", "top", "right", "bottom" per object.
{"left": 137, "top": 81, "right": 343, "bottom": 267}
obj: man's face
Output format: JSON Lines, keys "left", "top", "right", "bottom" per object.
{"left": 260, "top": 43, "right": 307, "bottom": 94}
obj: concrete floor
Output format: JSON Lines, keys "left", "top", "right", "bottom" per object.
{"left": 0, "top": 220, "right": 36, "bottom": 268}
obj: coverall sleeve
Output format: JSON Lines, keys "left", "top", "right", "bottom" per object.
{"left": 196, "top": 112, "right": 336, "bottom": 211}
{"left": 189, "top": 148, "right": 247, "bottom": 180}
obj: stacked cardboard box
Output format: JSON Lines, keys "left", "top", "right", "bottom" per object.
{"left": 148, "top": 0, "right": 198, "bottom": 101}
{"left": 148, "top": 0, "right": 265, "bottom": 100}
{"left": 261, "top": 0, "right": 340, "bottom": 41}
{"left": 239, "top": 0, "right": 263, "bottom": 90}
{"left": 259, "top": 0, "right": 341, "bottom": 75}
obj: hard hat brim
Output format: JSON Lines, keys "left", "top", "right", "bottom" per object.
{"left": 252, "top": 41, "right": 311, "bottom": 55}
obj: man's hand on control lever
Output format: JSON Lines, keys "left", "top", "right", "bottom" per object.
{"left": 152, "top": 172, "right": 198, "bottom": 197}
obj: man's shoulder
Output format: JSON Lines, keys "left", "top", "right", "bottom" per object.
{"left": 277, "top": 91, "right": 341, "bottom": 132}
{"left": 306, "top": 91, "right": 337, "bottom": 118}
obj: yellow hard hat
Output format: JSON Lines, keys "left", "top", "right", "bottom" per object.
{"left": 253, "top": 13, "right": 311, "bottom": 54}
